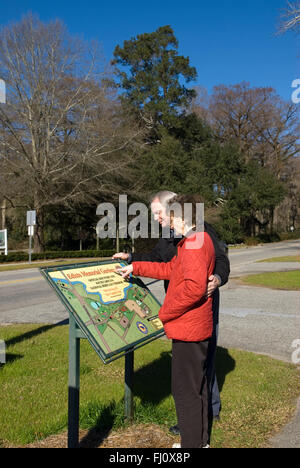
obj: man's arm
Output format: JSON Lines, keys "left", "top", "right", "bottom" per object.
{"left": 129, "top": 239, "right": 164, "bottom": 263}
{"left": 120, "top": 237, "right": 176, "bottom": 264}
{"left": 205, "top": 222, "right": 230, "bottom": 287}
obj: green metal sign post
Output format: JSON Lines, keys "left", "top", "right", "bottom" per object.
{"left": 67, "top": 313, "right": 135, "bottom": 448}
{"left": 68, "top": 313, "right": 84, "bottom": 449}
{"left": 124, "top": 348, "right": 134, "bottom": 422}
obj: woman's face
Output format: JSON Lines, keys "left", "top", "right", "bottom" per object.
{"left": 151, "top": 199, "right": 170, "bottom": 228}
{"left": 171, "top": 215, "right": 184, "bottom": 236}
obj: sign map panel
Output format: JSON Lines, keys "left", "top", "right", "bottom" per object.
{"left": 0, "top": 231, "right": 5, "bottom": 248}
{"left": 40, "top": 260, "right": 164, "bottom": 363}
{"left": 0, "top": 230, "right": 7, "bottom": 254}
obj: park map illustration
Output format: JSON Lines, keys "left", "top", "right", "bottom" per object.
{"left": 46, "top": 262, "right": 164, "bottom": 358}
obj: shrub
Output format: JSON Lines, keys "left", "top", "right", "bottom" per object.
{"left": 244, "top": 237, "right": 261, "bottom": 246}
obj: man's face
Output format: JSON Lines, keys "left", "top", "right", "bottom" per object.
{"left": 151, "top": 198, "right": 170, "bottom": 228}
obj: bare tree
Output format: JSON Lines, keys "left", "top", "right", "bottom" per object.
{"left": 207, "top": 82, "right": 300, "bottom": 178}
{"left": 279, "top": 1, "right": 300, "bottom": 33}
{"left": 188, "top": 85, "right": 210, "bottom": 121}
{"left": 0, "top": 14, "right": 143, "bottom": 251}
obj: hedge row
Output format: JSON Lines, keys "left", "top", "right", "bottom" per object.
{"left": 0, "top": 250, "right": 115, "bottom": 263}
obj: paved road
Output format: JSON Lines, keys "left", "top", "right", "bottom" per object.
{"left": 0, "top": 239, "right": 299, "bottom": 447}
{"left": 0, "top": 269, "right": 68, "bottom": 324}
{"left": 0, "top": 239, "right": 299, "bottom": 362}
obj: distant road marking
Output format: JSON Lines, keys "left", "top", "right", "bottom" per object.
{"left": 0, "top": 277, "right": 43, "bottom": 285}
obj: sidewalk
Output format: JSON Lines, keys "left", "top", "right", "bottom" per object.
{"left": 269, "top": 397, "right": 300, "bottom": 448}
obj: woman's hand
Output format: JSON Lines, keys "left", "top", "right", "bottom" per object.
{"left": 116, "top": 264, "right": 133, "bottom": 280}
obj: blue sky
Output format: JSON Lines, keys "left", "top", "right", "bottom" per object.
{"left": 1, "top": 0, "right": 299, "bottom": 101}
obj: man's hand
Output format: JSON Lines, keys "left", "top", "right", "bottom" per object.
{"left": 116, "top": 265, "right": 133, "bottom": 280}
{"left": 112, "top": 252, "right": 129, "bottom": 261}
{"left": 206, "top": 275, "right": 221, "bottom": 297}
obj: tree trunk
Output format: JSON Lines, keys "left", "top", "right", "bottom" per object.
{"left": 1, "top": 199, "right": 6, "bottom": 230}
{"left": 34, "top": 207, "right": 45, "bottom": 253}
{"left": 269, "top": 207, "right": 274, "bottom": 235}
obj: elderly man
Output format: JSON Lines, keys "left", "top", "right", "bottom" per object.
{"left": 113, "top": 190, "right": 230, "bottom": 434}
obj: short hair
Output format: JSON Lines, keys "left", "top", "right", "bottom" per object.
{"left": 167, "top": 194, "right": 205, "bottom": 228}
{"left": 149, "top": 190, "right": 178, "bottom": 207}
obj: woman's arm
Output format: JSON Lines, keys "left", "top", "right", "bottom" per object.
{"left": 132, "top": 257, "right": 175, "bottom": 281}
{"left": 116, "top": 256, "right": 175, "bottom": 281}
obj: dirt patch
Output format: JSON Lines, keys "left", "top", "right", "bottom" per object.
{"left": 7, "top": 424, "right": 178, "bottom": 449}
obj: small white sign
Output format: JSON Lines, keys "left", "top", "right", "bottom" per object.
{"left": 0, "top": 229, "right": 8, "bottom": 255}
{"left": 26, "top": 211, "right": 36, "bottom": 226}
{"left": 28, "top": 225, "right": 34, "bottom": 236}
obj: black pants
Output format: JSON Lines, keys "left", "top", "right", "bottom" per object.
{"left": 172, "top": 339, "right": 209, "bottom": 449}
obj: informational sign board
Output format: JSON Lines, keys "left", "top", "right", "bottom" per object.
{"left": 40, "top": 260, "right": 164, "bottom": 363}
{"left": 0, "top": 229, "right": 7, "bottom": 255}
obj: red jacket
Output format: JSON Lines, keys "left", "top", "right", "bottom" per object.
{"left": 132, "top": 231, "right": 216, "bottom": 342}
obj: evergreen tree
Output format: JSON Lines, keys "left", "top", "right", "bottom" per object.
{"left": 112, "top": 25, "right": 197, "bottom": 132}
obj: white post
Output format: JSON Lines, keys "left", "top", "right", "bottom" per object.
{"left": 0, "top": 339, "right": 6, "bottom": 365}
{"left": 116, "top": 224, "right": 120, "bottom": 253}
{"left": 4, "top": 229, "right": 7, "bottom": 256}
{"left": 28, "top": 225, "right": 34, "bottom": 263}
{"left": 26, "top": 211, "right": 36, "bottom": 264}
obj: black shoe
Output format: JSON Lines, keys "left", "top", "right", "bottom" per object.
{"left": 169, "top": 424, "right": 180, "bottom": 436}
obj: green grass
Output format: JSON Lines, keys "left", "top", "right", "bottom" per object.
{"left": 258, "top": 256, "right": 300, "bottom": 263}
{"left": 241, "top": 270, "right": 300, "bottom": 290}
{"left": 0, "top": 324, "right": 299, "bottom": 448}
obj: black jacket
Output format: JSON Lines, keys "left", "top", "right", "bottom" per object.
{"left": 129, "top": 222, "right": 230, "bottom": 291}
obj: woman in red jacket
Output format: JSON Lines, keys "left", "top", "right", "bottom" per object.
{"left": 117, "top": 195, "right": 216, "bottom": 449}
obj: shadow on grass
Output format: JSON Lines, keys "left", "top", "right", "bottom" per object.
{"left": 78, "top": 351, "right": 173, "bottom": 448}
{"left": 215, "top": 346, "right": 236, "bottom": 392}
{"left": 78, "top": 346, "right": 236, "bottom": 448}
{"left": 207, "top": 346, "right": 236, "bottom": 443}
{"left": 79, "top": 401, "right": 119, "bottom": 448}
{"left": 0, "top": 353, "right": 23, "bottom": 366}
{"left": 134, "top": 351, "right": 172, "bottom": 404}
{"left": 3, "top": 319, "right": 68, "bottom": 349}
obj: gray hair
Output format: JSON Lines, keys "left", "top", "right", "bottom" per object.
{"left": 149, "top": 190, "right": 178, "bottom": 207}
